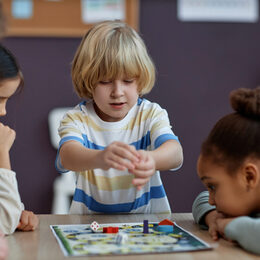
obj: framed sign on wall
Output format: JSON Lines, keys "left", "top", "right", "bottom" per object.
{"left": 2, "top": 0, "right": 139, "bottom": 37}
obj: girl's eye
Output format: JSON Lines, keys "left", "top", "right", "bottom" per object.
{"left": 207, "top": 184, "right": 216, "bottom": 192}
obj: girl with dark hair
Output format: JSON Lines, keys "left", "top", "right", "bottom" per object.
{"left": 0, "top": 44, "right": 38, "bottom": 236}
{"left": 192, "top": 87, "right": 260, "bottom": 255}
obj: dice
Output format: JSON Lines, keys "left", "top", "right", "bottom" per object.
{"left": 90, "top": 221, "right": 100, "bottom": 232}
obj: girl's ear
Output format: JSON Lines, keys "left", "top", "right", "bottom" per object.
{"left": 242, "top": 163, "right": 260, "bottom": 189}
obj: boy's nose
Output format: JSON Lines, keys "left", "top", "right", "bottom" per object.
{"left": 111, "top": 82, "right": 123, "bottom": 97}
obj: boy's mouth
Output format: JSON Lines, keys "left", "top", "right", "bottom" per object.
{"left": 110, "top": 102, "right": 125, "bottom": 107}
{"left": 110, "top": 102, "right": 126, "bottom": 109}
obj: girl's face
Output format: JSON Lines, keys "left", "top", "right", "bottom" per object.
{"left": 197, "top": 155, "right": 258, "bottom": 217}
{"left": 0, "top": 77, "right": 20, "bottom": 116}
{"left": 92, "top": 77, "right": 139, "bottom": 122}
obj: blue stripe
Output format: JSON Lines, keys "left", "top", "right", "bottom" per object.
{"left": 60, "top": 132, "right": 152, "bottom": 151}
{"left": 79, "top": 101, "right": 86, "bottom": 111}
{"left": 82, "top": 134, "right": 105, "bottom": 150}
{"left": 137, "top": 98, "right": 143, "bottom": 105}
{"left": 154, "top": 134, "right": 179, "bottom": 149}
{"left": 73, "top": 185, "right": 166, "bottom": 213}
{"left": 130, "top": 131, "right": 151, "bottom": 150}
{"left": 55, "top": 154, "right": 68, "bottom": 173}
{"left": 59, "top": 136, "right": 84, "bottom": 147}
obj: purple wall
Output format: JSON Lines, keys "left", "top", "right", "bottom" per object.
{"left": 2, "top": 1, "right": 260, "bottom": 213}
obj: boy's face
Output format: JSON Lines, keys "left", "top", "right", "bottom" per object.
{"left": 197, "top": 155, "right": 256, "bottom": 217}
{"left": 92, "top": 77, "right": 139, "bottom": 122}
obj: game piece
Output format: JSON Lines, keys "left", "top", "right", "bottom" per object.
{"left": 115, "top": 232, "right": 128, "bottom": 244}
{"left": 158, "top": 219, "right": 174, "bottom": 226}
{"left": 103, "top": 226, "right": 119, "bottom": 233}
{"left": 156, "top": 225, "right": 174, "bottom": 233}
{"left": 90, "top": 221, "right": 100, "bottom": 232}
{"left": 143, "top": 220, "right": 149, "bottom": 233}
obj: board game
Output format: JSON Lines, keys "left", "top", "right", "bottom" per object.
{"left": 51, "top": 221, "right": 212, "bottom": 257}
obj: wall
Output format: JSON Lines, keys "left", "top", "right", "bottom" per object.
{"left": 2, "top": 0, "right": 260, "bottom": 213}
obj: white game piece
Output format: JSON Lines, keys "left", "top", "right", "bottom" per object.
{"left": 115, "top": 232, "right": 128, "bottom": 244}
{"left": 90, "top": 221, "right": 100, "bottom": 232}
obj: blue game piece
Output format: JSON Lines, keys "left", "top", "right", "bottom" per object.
{"left": 143, "top": 220, "right": 149, "bottom": 233}
{"left": 156, "top": 225, "right": 174, "bottom": 233}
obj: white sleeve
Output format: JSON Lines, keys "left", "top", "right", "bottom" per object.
{"left": 0, "top": 169, "right": 23, "bottom": 235}
{"left": 149, "top": 104, "right": 179, "bottom": 150}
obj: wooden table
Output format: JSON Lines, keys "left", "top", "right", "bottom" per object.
{"left": 6, "top": 213, "right": 259, "bottom": 260}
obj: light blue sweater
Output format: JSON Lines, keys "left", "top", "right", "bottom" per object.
{"left": 192, "top": 191, "right": 260, "bottom": 255}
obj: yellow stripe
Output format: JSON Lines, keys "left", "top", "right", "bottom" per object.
{"left": 62, "top": 112, "right": 105, "bottom": 131}
{"left": 150, "top": 121, "right": 170, "bottom": 136}
{"left": 79, "top": 170, "right": 134, "bottom": 191}
{"left": 59, "top": 127, "right": 82, "bottom": 138}
{"left": 122, "top": 109, "right": 160, "bottom": 130}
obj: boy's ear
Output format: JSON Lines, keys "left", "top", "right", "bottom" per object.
{"left": 243, "top": 163, "right": 260, "bottom": 189}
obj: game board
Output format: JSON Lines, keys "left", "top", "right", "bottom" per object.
{"left": 51, "top": 222, "right": 212, "bottom": 257}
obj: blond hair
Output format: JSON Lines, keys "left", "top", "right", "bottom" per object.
{"left": 72, "top": 20, "right": 155, "bottom": 99}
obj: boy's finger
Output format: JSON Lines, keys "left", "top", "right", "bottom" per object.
{"left": 132, "top": 177, "right": 150, "bottom": 186}
{"left": 117, "top": 143, "right": 140, "bottom": 160}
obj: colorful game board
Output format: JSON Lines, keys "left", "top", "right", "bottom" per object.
{"left": 51, "top": 222, "right": 212, "bottom": 257}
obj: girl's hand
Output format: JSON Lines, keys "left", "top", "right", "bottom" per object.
{"left": 216, "top": 217, "right": 234, "bottom": 239}
{"left": 0, "top": 231, "right": 8, "bottom": 260}
{"left": 205, "top": 210, "right": 226, "bottom": 240}
{"left": 129, "top": 150, "right": 156, "bottom": 190}
{"left": 0, "top": 123, "right": 16, "bottom": 152}
{"left": 99, "top": 142, "right": 140, "bottom": 171}
{"left": 16, "top": 210, "right": 39, "bottom": 232}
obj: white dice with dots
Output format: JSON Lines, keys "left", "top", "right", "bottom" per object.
{"left": 90, "top": 221, "right": 100, "bottom": 232}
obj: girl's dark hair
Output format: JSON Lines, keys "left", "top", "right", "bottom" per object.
{"left": 201, "top": 87, "right": 260, "bottom": 174}
{"left": 0, "top": 44, "right": 23, "bottom": 82}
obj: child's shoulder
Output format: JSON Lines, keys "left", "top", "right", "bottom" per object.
{"left": 67, "top": 100, "right": 93, "bottom": 114}
{"left": 139, "top": 98, "right": 166, "bottom": 112}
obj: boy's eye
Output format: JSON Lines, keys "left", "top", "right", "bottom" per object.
{"left": 124, "top": 79, "right": 134, "bottom": 84}
{"left": 99, "top": 80, "right": 111, "bottom": 85}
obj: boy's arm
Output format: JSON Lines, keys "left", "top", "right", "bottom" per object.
{"left": 59, "top": 141, "right": 102, "bottom": 171}
{"left": 222, "top": 217, "right": 260, "bottom": 255}
{"left": 59, "top": 140, "right": 140, "bottom": 172}
{"left": 150, "top": 139, "right": 183, "bottom": 170}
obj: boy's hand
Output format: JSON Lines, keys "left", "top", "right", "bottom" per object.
{"left": 100, "top": 142, "right": 140, "bottom": 171}
{"left": 129, "top": 150, "right": 156, "bottom": 190}
{"left": 205, "top": 210, "right": 226, "bottom": 240}
{"left": 16, "top": 210, "right": 39, "bottom": 232}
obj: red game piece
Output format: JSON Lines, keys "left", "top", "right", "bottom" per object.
{"left": 103, "top": 227, "right": 119, "bottom": 233}
{"left": 158, "top": 219, "right": 174, "bottom": 226}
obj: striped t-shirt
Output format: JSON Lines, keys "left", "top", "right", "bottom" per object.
{"left": 56, "top": 98, "right": 180, "bottom": 214}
